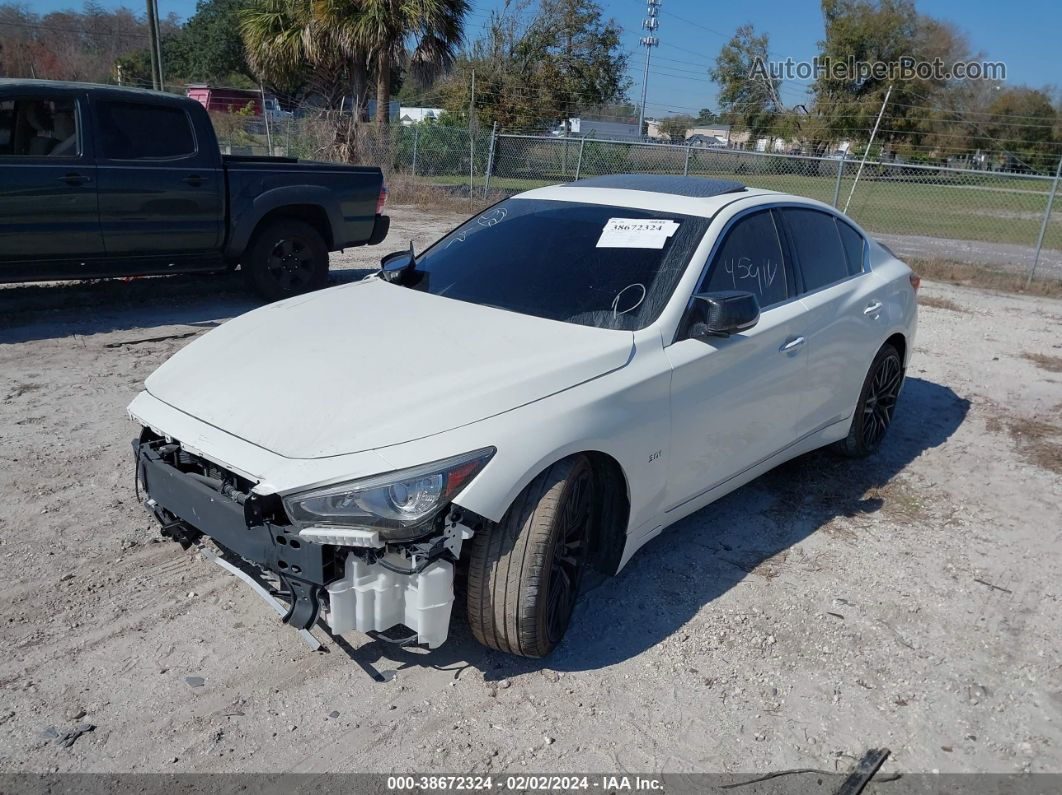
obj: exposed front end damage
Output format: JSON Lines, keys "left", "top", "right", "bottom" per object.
{"left": 134, "top": 430, "right": 482, "bottom": 649}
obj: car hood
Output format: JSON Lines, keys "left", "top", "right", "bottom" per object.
{"left": 144, "top": 278, "right": 634, "bottom": 459}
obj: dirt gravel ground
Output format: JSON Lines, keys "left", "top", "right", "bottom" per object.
{"left": 1, "top": 205, "right": 1060, "bottom": 779}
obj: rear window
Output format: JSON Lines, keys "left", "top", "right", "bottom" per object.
{"left": 409, "top": 199, "right": 709, "bottom": 330}
{"left": 837, "top": 220, "right": 868, "bottom": 275}
{"left": 97, "top": 101, "right": 195, "bottom": 160}
{"left": 783, "top": 208, "right": 850, "bottom": 292}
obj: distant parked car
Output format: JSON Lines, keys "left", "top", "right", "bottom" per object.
{"left": 0, "top": 80, "right": 389, "bottom": 300}
{"left": 130, "top": 174, "right": 918, "bottom": 658}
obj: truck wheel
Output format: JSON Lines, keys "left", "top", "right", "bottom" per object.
{"left": 243, "top": 219, "right": 329, "bottom": 301}
{"left": 467, "top": 455, "right": 595, "bottom": 658}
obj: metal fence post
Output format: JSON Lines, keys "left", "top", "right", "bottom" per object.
{"left": 575, "top": 137, "right": 586, "bottom": 181}
{"left": 259, "top": 85, "right": 272, "bottom": 155}
{"left": 683, "top": 144, "right": 691, "bottom": 177}
{"left": 411, "top": 123, "right": 419, "bottom": 180}
{"left": 469, "top": 127, "right": 475, "bottom": 210}
{"left": 1027, "top": 155, "right": 1062, "bottom": 286}
{"left": 833, "top": 151, "right": 847, "bottom": 208}
{"left": 484, "top": 122, "right": 498, "bottom": 197}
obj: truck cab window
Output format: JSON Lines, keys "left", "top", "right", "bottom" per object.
{"left": 0, "top": 98, "right": 78, "bottom": 157}
{"left": 97, "top": 101, "right": 195, "bottom": 160}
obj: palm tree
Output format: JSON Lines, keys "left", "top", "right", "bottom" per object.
{"left": 241, "top": 0, "right": 468, "bottom": 125}
{"left": 240, "top": 0, "right": 368, "bottom": 114}
{"left": 324, "top": 0, "right": 470, "bottom": 125}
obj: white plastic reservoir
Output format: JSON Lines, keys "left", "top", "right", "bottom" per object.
{"left": 325, "top": 553, "right": 455, "bottom": 649}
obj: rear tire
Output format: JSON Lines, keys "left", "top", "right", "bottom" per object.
{"left": 466, "top": 455, "right": 595, "bottom": 658}
{"left": 242, "top": 218, "right": 329, "bottom": 302}
{"left": 836, "top": 342, "right": 904, "bottom": 458}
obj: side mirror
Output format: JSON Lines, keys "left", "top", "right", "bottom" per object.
{"left": 689, "top": 290, "right": 760, "bottom": 338}
{"left": 379, "top": 246, "right": 415, "bottom": 283}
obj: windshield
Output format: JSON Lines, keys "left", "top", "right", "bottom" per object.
{"left": 407, "top": 198, "right": 708, "bottom": 330}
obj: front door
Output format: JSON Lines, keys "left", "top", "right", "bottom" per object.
{"left": 665, "top": 208, "right": 808, "bottom": 512}
{"left": 92, "top": 98, "right": 222, "bottom": 256}
{"left": 0, "top": 93, "right": 103, "bottom": 268}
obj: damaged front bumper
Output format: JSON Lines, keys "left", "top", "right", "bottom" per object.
{"left": 134, "top": 435, "right": 457, "bottom": 648}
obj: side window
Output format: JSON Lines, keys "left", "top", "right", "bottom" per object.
{"left": 783, "top": 208, "right": 850, "bottom": 292}
{"left": 837, "top": 220, "right": 869, "bottom": 275}
{"left": 0, "top": 97, "right": 79, "bottom": 157}
{"left": 702, "top": 210, "right": 788, "bottom": 307}
{"left": 0, "top": 100, "right": 13, "bottom": 154}
{"left": 97, "top": 102, "right": 195, "bottom": 160}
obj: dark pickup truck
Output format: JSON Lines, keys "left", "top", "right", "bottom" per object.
{"left": 0, "top": 80, "right": 389, "bottom": 299}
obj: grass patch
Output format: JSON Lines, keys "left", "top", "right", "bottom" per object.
{"left": 918, "top": 295, "right": 968, "bottom": 313}
{"left": 910, "top": 258, "right": 1062, "bottom": 299}
{"left": 1022, "top": 353, "right": 1062, "bottom": 373}
{"left": 1008, "top": 416, "right": 1062, "bottom": 475}
{"left": 388, "top": 173, "right": 504, "bottom": 213}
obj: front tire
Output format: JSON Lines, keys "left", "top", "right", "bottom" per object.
{"left": 466, "top": 455, "right": 595, "bottom": 658}
{"left": 243, "top": 218, "right": 329, "bottom": 301}
{"left": 837, "top": 342, "right": 904, "bottom": 458}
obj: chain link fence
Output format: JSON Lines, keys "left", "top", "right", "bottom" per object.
{"left": 219, "top": 111, "right": 1062, "bottom": 284}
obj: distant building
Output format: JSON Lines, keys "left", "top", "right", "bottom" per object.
{"left": 686, "top": 133, "right": 728, "bottom": 148}
{"left": 364, "top": 99, "right": 400, "bottom": 121}
{"left": 557, "top": 117, "right": 641, "bottom": 140}
{"left": 686, "top": 124, "right": 731, "bottom": 143}
{"left": 400, "top": 106, "right": 445, "bottom": 125}
{"left": 186, "top": 85, "right": 262, "bottom": 115}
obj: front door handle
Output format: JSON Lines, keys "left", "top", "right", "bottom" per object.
{"left": 780, "top": 336, "right": 805, "bottom": 352}
{"left": 182, "top": 174, "right": 206, "bottom": 186}
{"left": 864, "top": 301, "right": 883, "bottom": 315}
{"left": 58, "top": 172, "right": 89, "bottom": 186}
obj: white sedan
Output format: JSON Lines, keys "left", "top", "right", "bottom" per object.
{"left": 129, "top": 174, "right": 918, "bottom": 658}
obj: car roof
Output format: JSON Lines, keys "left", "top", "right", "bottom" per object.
{"left": 562, "top": 174, "right": 748, "bottom": 198}
{"left": 515, "top": 174, "right": 783, "bottom": 217}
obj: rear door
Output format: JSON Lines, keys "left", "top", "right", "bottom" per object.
{"left": 0, "top": 91, "right": 103, "bottom": 266}
{"left": 665, "top": 208, "right": 808, "bottom": 511}
{"left": 93, "top": 97, "right": 222, "bottom": 256}
{"left": 779, "top": 207, "right": 885, "bottom": 434}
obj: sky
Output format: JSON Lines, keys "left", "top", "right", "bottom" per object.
{"left": 29, "top": 0, "right": 1062, "bottom": 118}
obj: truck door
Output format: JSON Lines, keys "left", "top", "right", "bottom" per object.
{"left": 0, "top": 92, "right": 103, "bottom": 267}
{"left": 93, "top": 97, "right": 222, "bottom": 256}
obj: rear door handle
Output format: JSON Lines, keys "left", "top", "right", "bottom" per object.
{"left": 864, "top": 301, "right": 883, "bottom": 315}
{"left": 780, "top": 336, "right": 805, "bottom": 352}
{"left": 58, "top": 172, "right": 89, "bottom": 186}
{"left": 182, "top": 175, "right": 206, "bottom": 186}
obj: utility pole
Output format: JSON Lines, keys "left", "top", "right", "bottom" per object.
{"left": 637, "top": 0, "right": 661, "bottom": 139}
{"left": 145, "top": 0, "right": 160, "bottom": 90}
{"left": 152, "top": 0, "right": 165, "bottom": 88}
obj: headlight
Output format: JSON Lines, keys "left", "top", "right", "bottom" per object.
{"left": 282, "top": 447, "right": 494, "bottom": 541}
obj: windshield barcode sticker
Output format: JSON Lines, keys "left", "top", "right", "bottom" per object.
{"left": 596, "top": 218, "right": 681, "bottom": 249}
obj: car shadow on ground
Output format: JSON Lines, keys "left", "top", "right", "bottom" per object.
{"left": 334, "top": 377, "right": 969, "bottom": 681}
{"left": 0, "top": 269, "right": 373, "bottom": 344}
